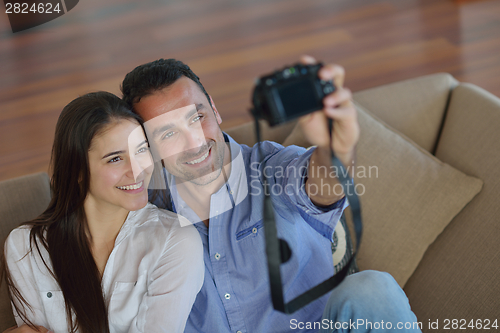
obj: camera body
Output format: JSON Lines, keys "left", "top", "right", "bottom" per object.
{"left": 251, "top": 63, "right": 335, "bottom": 126}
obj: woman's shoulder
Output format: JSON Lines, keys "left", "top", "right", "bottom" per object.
{"left": 7, "top": 224, "right": 32, "bottom": 236}
{"left": 6, "top": 225, "right": 32, "bottom": 247}
{"left": 4, "top": 225, "right": 38, "bottom": 261}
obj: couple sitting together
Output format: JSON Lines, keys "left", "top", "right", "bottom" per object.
{"left": 2, "top": 56, "right": 421, "bottom": 333}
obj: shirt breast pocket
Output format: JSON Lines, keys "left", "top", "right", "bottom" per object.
{"left": 108, "top": 272, "right": 148, "bottom": 331}
{"left": 39, "top": 290, "right": 67, "bottom": 333}
{"left": 236, "top": 220, "right": 264, "bottom": 241}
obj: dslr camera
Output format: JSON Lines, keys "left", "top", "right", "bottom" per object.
{"left": 251, "top": 63, "right": 335, "bottom": 126}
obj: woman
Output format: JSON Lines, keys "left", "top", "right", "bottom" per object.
{"left": 1, "top": 92, "right": 204, "bottom": 333}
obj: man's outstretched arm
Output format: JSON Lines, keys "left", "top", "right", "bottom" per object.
{"left": 299, "top": 56, "right": 360, "bottom": 207}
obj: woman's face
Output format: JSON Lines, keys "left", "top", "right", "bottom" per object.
{"left": 86, "top": 119, "right": 153, "bottom": 213}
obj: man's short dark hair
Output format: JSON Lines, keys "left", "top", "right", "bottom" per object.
{"left": 121, "top": 58, "right": 211, "bottom": 108}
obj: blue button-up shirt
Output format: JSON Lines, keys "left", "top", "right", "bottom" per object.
{"left": 151, "top": 134, "right": 347, "bottom": 333}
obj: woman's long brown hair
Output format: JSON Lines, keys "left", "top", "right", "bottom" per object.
{"left": 1, "top": 92, "right": 143, "bottom": 333}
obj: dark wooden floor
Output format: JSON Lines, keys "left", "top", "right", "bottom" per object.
{"left": 0, "top": 0, "right": 499, "bottom": 181}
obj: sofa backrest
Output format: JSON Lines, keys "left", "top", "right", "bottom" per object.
{"left": 223, "top": 119, "right": 297, "bottom": 147}
{"left": 0, "top": 172, "right": 51, "bottom": 331}
{"left": 353, "top": 73, "right": 458, "bottom": 153}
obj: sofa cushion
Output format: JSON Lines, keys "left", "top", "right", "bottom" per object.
{"left": 353, "top": 73, "right": 458, "bottom": 152}
{"left": 404, "top": 83, "right": 500, "bottom": 323}
{"left": 282, "top": 103, "right": 483, "bottom": 287}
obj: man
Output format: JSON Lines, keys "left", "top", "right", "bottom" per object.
{"left": 121, "top": 57, "right": 421, "bottom": 333}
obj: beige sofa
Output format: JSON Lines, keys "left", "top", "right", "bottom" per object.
{"left": 1, "top": 73, "right": 499, "bottom": 332}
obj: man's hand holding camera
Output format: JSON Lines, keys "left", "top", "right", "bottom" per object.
{"left": 298, "top": 55, "right": 360, "bottom": 207}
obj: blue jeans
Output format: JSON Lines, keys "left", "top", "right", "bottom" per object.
{"left": 320, "top": 270, "right": 422, "bottom": 332}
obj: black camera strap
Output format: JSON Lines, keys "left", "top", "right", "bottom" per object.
{"left": 255, "top": 117, "right": 363, "bottom": 314}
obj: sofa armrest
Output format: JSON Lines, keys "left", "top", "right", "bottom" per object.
{"left": 0, "top": 172, "right": 51, "bottom": 331}
{"left": 404, "top": 82, "right": 500, "bottom": 323}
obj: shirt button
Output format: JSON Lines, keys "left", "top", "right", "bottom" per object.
{"left": 47, "top": 292, "right": 52, "bottom": 298}
{"left": 230, "top": 190, "right": 233, "bottom": 195}
{"left": 252, "top": 227, "right": 258, "bottom": 234}
{"left": 236, "top": 331, "right": 242, "bottom": 333}
{"left": 224, "top": 293, "right": 231, "bottom": 300}
{"left": 215, "top": 253, "right": 221, "bottom": 260}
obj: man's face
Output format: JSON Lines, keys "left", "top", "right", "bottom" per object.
{"left": 134, "top": 77, "right": 226, "bottom": 186}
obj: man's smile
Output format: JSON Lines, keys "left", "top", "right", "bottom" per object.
{"left": 185, "top": 148, "right": 210, "bottom": 165}
{"left": 182, "top": 141, "right": 215, "bottom": 167}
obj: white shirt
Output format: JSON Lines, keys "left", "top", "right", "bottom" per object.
{"left": 4, "top": 203, "right": 204, "bottom": 333}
